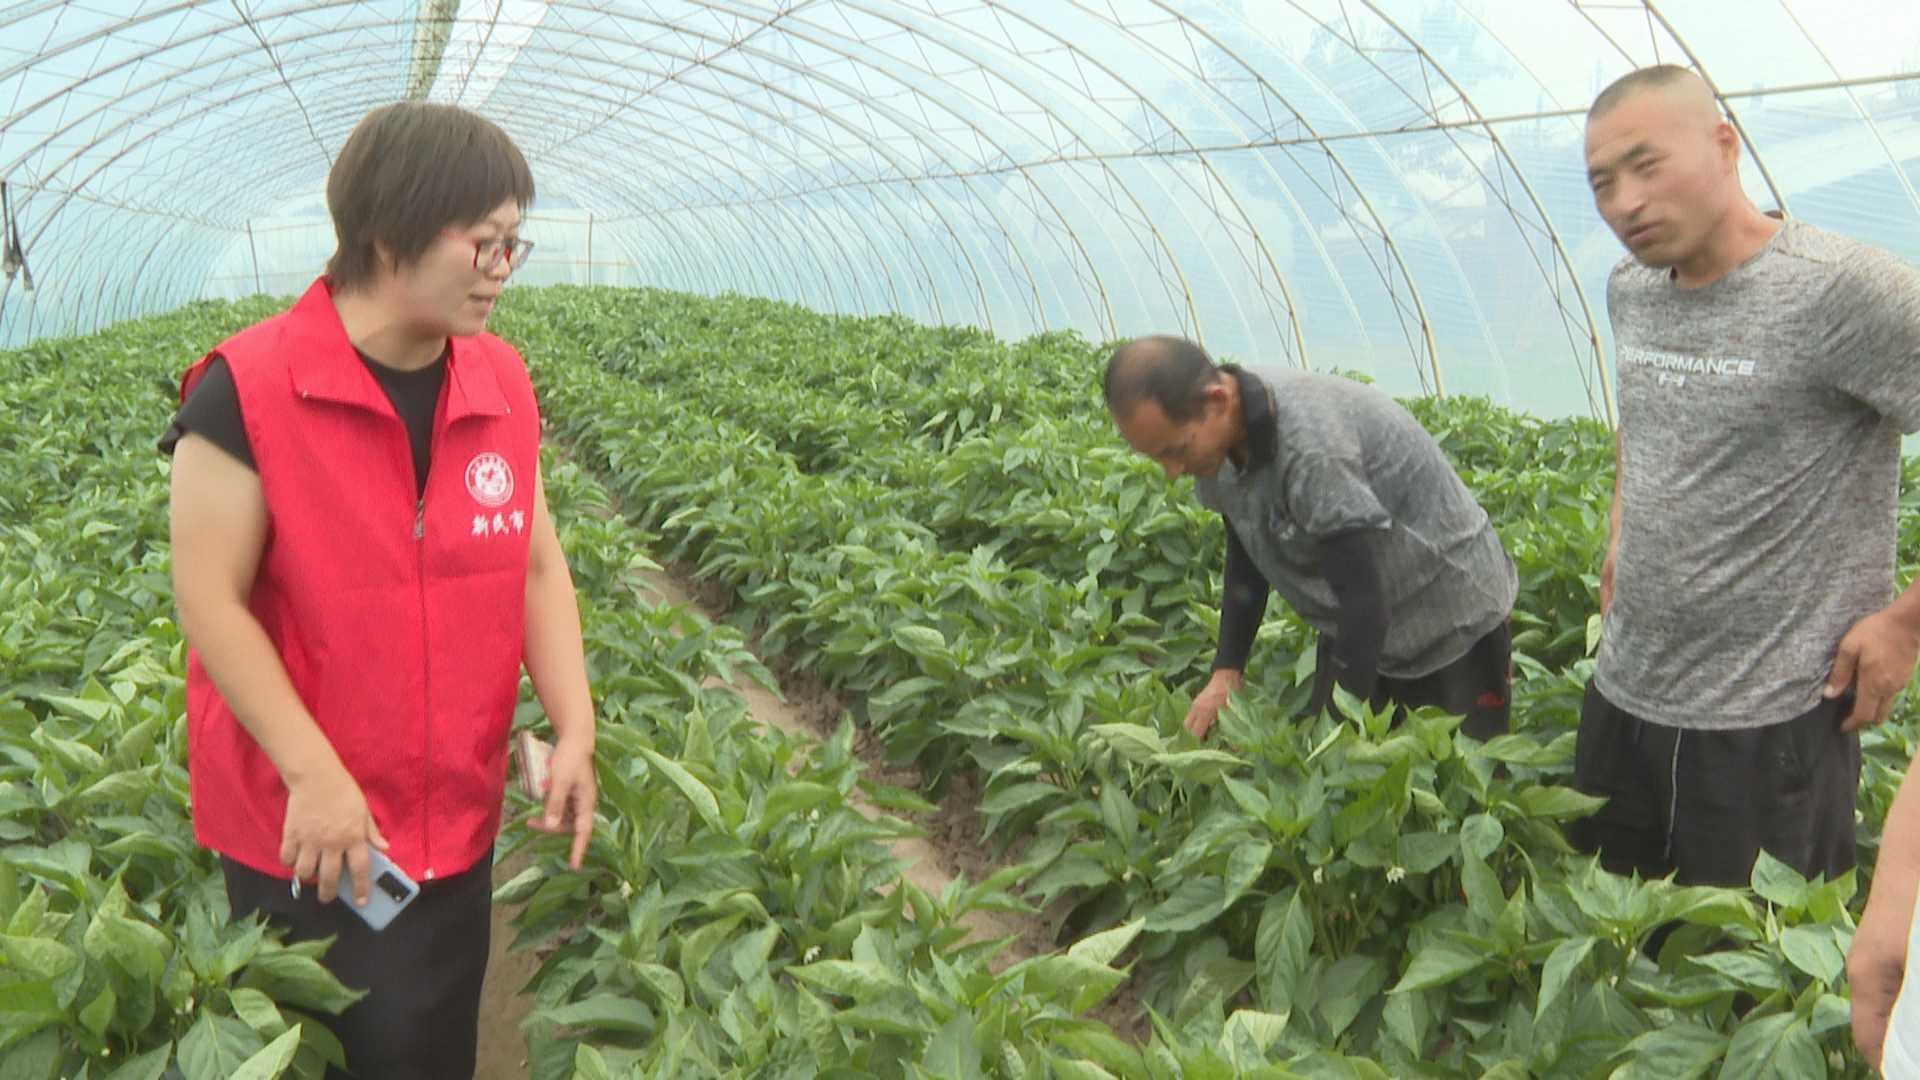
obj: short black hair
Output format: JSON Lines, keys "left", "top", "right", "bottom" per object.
{"left": 1589, "top": 64, "right": 1703, "bottom": 121}
{"left": 1103, "top": 336, "right": 1221, "bottom": 423}
{"left": 326, "top": 102, "right": 536, "bottom": 290}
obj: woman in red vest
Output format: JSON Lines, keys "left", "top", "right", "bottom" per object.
{"left": 165, "top": 102, "right": 596, "bottom": 1079}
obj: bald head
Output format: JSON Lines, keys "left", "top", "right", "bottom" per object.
{"left": 1103, "top": 336, "right": 1220, "bottom": 424}
{"left": 1588, "top": 65, "right": 1722, "bottom": 132}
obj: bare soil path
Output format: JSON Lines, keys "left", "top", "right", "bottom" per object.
{"left": 470, "top": 560, "right": 1061, "bottom": 1079}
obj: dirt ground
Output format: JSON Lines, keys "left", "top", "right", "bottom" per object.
{"left": 470, "top": 556, "right": 1149, "bottom": 1078}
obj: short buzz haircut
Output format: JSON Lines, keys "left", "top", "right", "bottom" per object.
{"left": 325, "top": 102, "right": 536, "bottom": 291}
{"left": 1103, "top": 335, "right": 1221, "bottom": 423}
{"left": 1588, "top": 64, "right": 1711, "bottom": 122}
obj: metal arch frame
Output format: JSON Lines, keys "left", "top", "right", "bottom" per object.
{"left": 608, "top": 0, "right": 1105, "bottom": 335}
{"left": 478, "top": 75, "right": 870, "bottom": 319}
{"left": 763, "top": 0, "right": 1122, "bottom": 334}
{"left": 563, "top": 0, "right": 1201, "bottom": 342}
{"left": 514, "top": 0, "right": 991, "bottom": 326}
{"left": 478, "top": 3, "right": 889, "bottom": 316}
{"left": 0, "top": 32, "right": 418, "bottom": 327}
{"left": 1767, "top": 1, "right": 1920, "bottom": 216}
{"left": 1166, "top": 2, "right": 1447, "bottom": 393}
{"left": 0, "top": 0, "right": 391, "bottom": 144}
{"left": 0, "top": 9, "right": 405, "bottom": 223}
{"left": 509, "top": 3, "right": 1026, "bottom": 331}
{"left": 1568, "top": 0, "right": 1789, "bottom": 213}
{"left": 773, "top": 0, "right": 1165, "bottom": 339}
{"left": 1271, "top": 0, "right": 1533, "bottom": 401}
{"left": 1001, "top": 1, "right": 1305, "bottom": 366}
{"left": 1347, "top": 0, "right": 1614, "bottom": 420}
{"left": 505, "top": 44, "right": 971, "bottom": 326}
{"left": 820, "top": 0, "right": 1281, "bottom": 348}
{"left": 0, "top": 11, "right": 894, "bottom": 332}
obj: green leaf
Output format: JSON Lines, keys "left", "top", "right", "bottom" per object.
{"left": 1397, "top": 831, "right": 1455, "bottom": 875}
{"left": 1145, "top": 876, "right": 1226, "bottom": 933}
{"left": 78, "top": 986, "right": 116, "bottom": 1037}
{"left": 1089, "top": 723, "right": 1168, "bottom": 764}
{"left": 1459, "top": 813, "right": 1505, "bottom": 860}
{"left": 1778, "top": 925, "right": 1844, "bottom": 984}
{"left": 1022, "top": 954, "right": 1129, "bottom": 1015}
{"left": 890, "top": 624, "right": 948, "bottom": 657}
{"left": 1222, "top": 842, "right": 1272, "bottom": 908}
{"left": 977, "top": 782, "right": 1062, "bottom": 817}
{"left": 923, "top": 1012, "right": 985, "bottom": 1080}
{"left": 228, "top": 987, "right": 287, "bottom": 1038}
{"left": 1461, "top": 850, "right": 1506, "bottom": 924}
{"left": 1536, "top": 935, "right": 1596, "bottom": 1021}
{"left": 570, "top": 1043, "right": 614, "bottom": 1080}
{"left": 1256, "top": 891, "right": 1312, "bottom": 1017}
{"left": 1718, "top": 1012, "right": 1824, "bottom": 1080}
{"left": 1049, "top": 1060, "right": 1118, "bottom": 1080}
{"left": 1750, "top": 851, "right": 1812, "bottom": 911}
{"left": 1508, "top": 785, "right": 1607, "bottom": 820}
{"left": 239, "top": 948, "right": 366, "bottom": 1015}
{"left": 637, "top": 748, "right": 724, "bottom": 829}
{"left": 1222, "top": 1009, "right": 1288, "bottom": 1059}
{"left": 760, "top": 780, "right": 837, "bottom": 824}
{"left": 104, "top": 1046, "right": 172, "bottom": 1080}
{"left": 790, "top": 960, "right": 908, "bottom": 1001}
{"left": 230, "top": 1026, "right": 303, "bottom": 1080}
{"left": 1609, "top": 1023, "right": 1728, "bottom": 1080}
{"left": 536, "top": 994, "right": 657, "bottom": 1035}
{"left": 1390, "top": 940, "right": 1485, "bottom": 994}
{"left": 177, "top": 1012, "right": 266, "bottom": 1080}
{"left": 1067, "top": 918, "right": 1144, "bottom": 968}
{"left": 0, "top": 935, "right": 76, "bottom": 980}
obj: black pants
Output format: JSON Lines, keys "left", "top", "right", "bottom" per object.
{"left": 1569, "top": 683, "right": 1860, "bottom": 887}
{"left": 223, "top": 852, "right": 494, "bottom": 1080}
{"left": 1313, "top": 620, "right": 1511, "bottom": 740}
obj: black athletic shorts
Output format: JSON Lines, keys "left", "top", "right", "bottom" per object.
{"left": 223, "top": 851, "right": 494, "bottom": 1080}
{"left": 1568, "top": 683, "right": 1860, "bottom": 887}
{"left": 1314, "top": 619, "right": 1511, "bottom": 740}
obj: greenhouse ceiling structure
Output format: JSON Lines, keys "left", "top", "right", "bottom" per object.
{"left": 3, "top": 1, "right": 1918, "bottom": 418}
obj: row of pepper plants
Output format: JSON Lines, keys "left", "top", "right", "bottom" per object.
{"left": 489, "top": 283, "right": 1920, "bottom": 1079}
{"left": 0, "top": 298, "right": 1287, "bottom": 1080}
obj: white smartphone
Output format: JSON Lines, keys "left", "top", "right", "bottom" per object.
{"left": 289, "top": 846, "right": 421, "bottom": 931}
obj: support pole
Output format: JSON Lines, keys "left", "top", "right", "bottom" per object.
{"left": 247, "top": 220, "right": 262, "bottom": 296}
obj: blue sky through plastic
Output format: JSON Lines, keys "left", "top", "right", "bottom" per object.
{"left": 3, "top": 0, "right": 1917, "bottom": 418}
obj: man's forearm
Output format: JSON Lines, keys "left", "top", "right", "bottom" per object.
{"left": 1215, "top": 526, "right": 1271, "bottom": 672}
{"left": 1319, "top": 529, "right": 1388, "bottom": 702}
{"left": 1852, "top": 762, "right": 1920, "bottom": 1064}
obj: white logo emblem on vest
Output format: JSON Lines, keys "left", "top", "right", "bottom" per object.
{"left": 465, "top": 453, "right": 514, "bottom": 508}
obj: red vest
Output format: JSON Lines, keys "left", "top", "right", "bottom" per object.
{"left": 183, "top": 280, "right": 540, "bottom": 882}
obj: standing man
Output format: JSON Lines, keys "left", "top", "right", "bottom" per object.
{"left": 1577, "top": 61, "right": 1920, "bottom": 998}
{"left": 165, "top": 103, "right": 597, "bottom": 1078}
{"left": 1105, "top": 337, "right": 1517, "bottom": 740}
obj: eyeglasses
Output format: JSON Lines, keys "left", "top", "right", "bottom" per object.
{"left": 440, "top": 230, "right": 534, "bottom": 272}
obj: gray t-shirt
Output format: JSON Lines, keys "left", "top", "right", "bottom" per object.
{"left": 1596, "top": 219, "right": 1920, "bottom": 729}
{"left": 1194, "top": 369, "right": 1517, "bottom": 677}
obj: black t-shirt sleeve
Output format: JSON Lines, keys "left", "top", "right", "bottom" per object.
{"left": 159, "top": 356, "right": 257, "bottom": 471}
{"left": 1309, "top": 528, "right": 1389, "bottom": 712}
{"left": 1213, "top": 523, "right": 1272, "bottom": 672}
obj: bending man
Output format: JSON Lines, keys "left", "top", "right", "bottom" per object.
{"left": 1105, "top": 337, "right": 1517, "bottom": 739}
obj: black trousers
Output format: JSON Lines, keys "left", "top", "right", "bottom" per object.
{"left": 1568, "top": 683, "right": 1860, "bottom": 887}
{"left": 1313, "top": 619, "right": 1512, "bottom": 740}
{"left": 223, "top": 852, "right": 494, "bottom": 1080}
